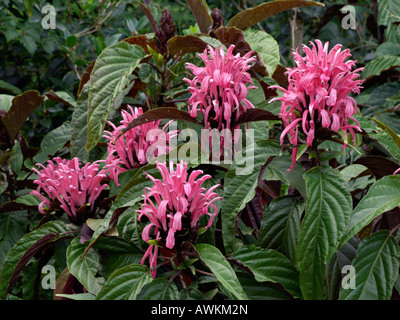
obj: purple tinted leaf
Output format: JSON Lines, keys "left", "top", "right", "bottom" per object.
{"left": 3, "top": 90, "right": 44, "bottom": 142}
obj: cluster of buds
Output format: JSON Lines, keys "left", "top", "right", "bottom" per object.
{"left": 271, "top": 40, "right": 364, "bottom": 170}
{"left": 211, "top": 8, "right": 224, "bottom": 32}
{"left": 155, "top": 8, "right": 176, "bottom": 54}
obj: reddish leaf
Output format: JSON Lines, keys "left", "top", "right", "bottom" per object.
{"left": 167, "top": 35, "right": 210, "bottom": 57}
{"left": 77, "top": 60, "right": 95, "bottom": 97}
{"left": 258, "top": 79, "right": 278, "bottom": 99}
{"left": 232, "top": 108, "right": 280, "bottom": 127}
{"left": 186, "top": 0, "right": 213, "bottom": 34}
{"left": 227, "top": 0, "right": 324, "bottom": 30}
{"left": 372, "top": 207, "right": 400, "bottom": 233}
{"left": 54, "top": 268, "right": 75, "bottom": 300}
{"left": 0, "top": 201, "right": 38, "bottom": 213}
{"left": 272, "top": 64, "right": 289, "bottom": 88}
{"left": 139, "top": 2, "right": 158, "bottom": 34}
{"left": 2, "top": 90, "right": 44, "bottom": 141}
{"left": 355, "top": 156, "right": 399, "bottom": 179}
{"left": 115, "top": 107, "right": 203, "bottom": 142}
{"left": 7, "top": 232, "right": 75, "bottom": 296}
{"left": 123, "top": 35, "right": 159, "bottom": 54}
{"left": 213, "top": 26, "right": 269, "bottom": 76}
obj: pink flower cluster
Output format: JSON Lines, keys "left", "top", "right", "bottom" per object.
{"left": 31, "top": 157, "right": 108, "bottom": 219}
{"left": 271, "top": 40, "right": 364, "bottom": 170}
{"left": 138, "top": 161, "right": 221, "bottom": 278}
{"left": 184, "top": 45, "right": 256, "bottom": 130}
{"left": 103, "top": 106, "right": 178, "bottom": 185}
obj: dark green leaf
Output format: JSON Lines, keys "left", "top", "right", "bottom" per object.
{"left": 339, "top": 231, "right": 400, "bottom": 300}
{"left": 66, "top": 238, "right": 105, "bottom": 295}
{"left": 33, "top": 121, "right": 71, "bottom": 164}
{"left": 137, "top": 278, "right": 180, "bottom": 300}
{"left": 70, "top": 83, "right": 90, "bottom": 161}
{"left": 0, "top": 221, "right": 74, "bottom": 299}
{"left": 363, "top": 55, "right": 400, "bottom": 79}
{"left": 86, "top": 42, "right": 147, "bottom": 151}
{"left": 221, "top": 140, "right": 281, "bottom": 253}
{"left": 340, "top": 175, "right": 400, "bottom": 247}
{"left": 230, "top": 245, "right": 302, "bottom": 298}
{"left": 326, "top": 236, "right": 359, "bottom": 300}
{"left": 195, "top": 243, "right": 248, "bottom": 300}
{"left": 297, "top": 166, "right": 352, "bottom": 300}
{"left": 243, "top": 29, "right": 279, "bottom": 76}
{"left": 257, "top": 196, "right": 304, "bottom": 262}
{"left": 96, "top": 264, "right": 152, "bottom": 300}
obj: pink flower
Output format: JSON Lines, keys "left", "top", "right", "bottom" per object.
{"left": 30, "top": 157, "right": 108, "bottom": 224}
{"left": 138, "top": 161, "right": 222, "bottom": 278}
{"left": 184, "top": 45, "right": 257, "bottom": 130}
{"left": 103, "top": 106, "right": 178, "bottom": 185}
{"left": 270, "top": 40, "right": 364, "bottom": 171}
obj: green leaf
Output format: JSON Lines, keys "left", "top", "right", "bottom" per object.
{"left": 96, "top": 264, "right": 152, "bottom": 300}
{"left": 70, "top": 83, "right": 89, "bottom": 161}
{"left": 0, "top": 80, "right": 21, "bottom": 95}
{"left": 257, "top": 196, "right": 304, "bottom": 262}
{"left": 10, "top": 140, "right": 23, "bottom": 176}
{"left": 377, "top": 0, "right": 400, "bottom": 26}
{"left": 369, "top": 117, "right": 400, "bottom": 152}
{"left": 262, "top": 155, "right": 307, "bottom": 199}
{"left": 66, "top": 35, "right": 78, "bottom": 49}
{"left": 0, "top": 220, "right": 73, "bottom": 299}
{"left": 340, "top": 164, "right": 368, "bottom": 182}
{"left": 85, "top": 166, "right": 159, "bottom": 252}
{"left": 362, "top": 55, "right": 400, "bottom": 79}
{"left": 0, "top": 211, "right": 28, "bottom": 274}
{"left": 0, "top": 95, "right": 14, "bottom": 111}
{"left": 20, "top": 34, "right": 37, "bottom": 55}
{"left": 33, "top": 121, "right": 71, "bottom": 164}
{"left": 297, "top": 166, "right": 352, "bottom": 300}
{"left": 230, "top": 245, "right": 302, "bottom": 298}
{"left": 236, "top": 272, "right": 293, "bottom": 300}
{"left": 22, "top": 0, "right": 33, "bottom": 16}
{"left": 45, "top": 90, "right": 77, "bottom": 108}
{"left": 116, "top": 207, "right": 142, "bottom": 250}
{"left": 375, "top": 42, "right": 400, "bottom": 57}
{"left": 339, "top": 231, "right": 400, "bottom": 300}
{"left": 137, "top": 278, "right": 180, "bottom": 300}
{"left": 227, "top": 0, "right": 324, "bottom": 30}
{"left": 243, "top": 29, "right": 279, "bottom": 76}
{"left": 355, "top": 115, "right": 400, "bottom": 161}
{"left": 221, "top": 140, "right": 281, "bottom": 253}
{"left": 15, "top": 194, "right": 41, "bottom": 206}
{"left": 340, "top": 175, "right": 400, "bottom": 247}
{"left": 86, "top": 42, "right": 147, "bottom": 151}
{"left": 66, "top": 238, "right": 105, "bottom": 295}
{"left": 195, "top": 243, "right": 248, "bottom": 300}
{"left": 326, "top": 236, "right": 359, "bottom": 300}
{"left": 56, "top": 293, "right": 96, "bottom": 300}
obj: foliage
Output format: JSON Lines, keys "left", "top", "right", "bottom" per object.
{"left": 1, "top": 0, "right": 400, "bottom": 301}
